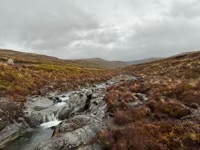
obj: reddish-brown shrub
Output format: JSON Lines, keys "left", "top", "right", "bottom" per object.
{"left": 114, "top": 106, "right": 150, "bottom": 125}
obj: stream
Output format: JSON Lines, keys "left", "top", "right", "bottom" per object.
{"left": 6, "top": 129, "right": 53, "bottom": 150}
{"left": 4, "top": 75, "right": 137, "bottom": 150}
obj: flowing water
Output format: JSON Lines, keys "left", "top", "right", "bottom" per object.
{"left": 5, "top": 98, "right": 65, "bottom": 150}
{"left": 5, "top": 128, "right": 53, "bottom": 150}
{"left": 4, "top": 75, "right": 137, "bottom": 150}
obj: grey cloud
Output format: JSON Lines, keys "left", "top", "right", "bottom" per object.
{"left": 123, "top": 18, "right": 200, "bottom": 60}
{"left": 0, "top": 0, "right": 200, "bottom": 60}
{"left": 169, "top": 0, "right": 200, "bottom": 19}
{"left": 0, "top": 0, "right": 99, "bottom": 52}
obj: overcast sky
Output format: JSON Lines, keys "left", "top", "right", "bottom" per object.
{"left": 0, "top": 0, "right": 200, "bottom": 61}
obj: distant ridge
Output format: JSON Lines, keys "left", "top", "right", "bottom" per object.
{"left": 126, "top": 57, "right": 163, "bottom": 65}
{"left": 0, "top": 49, "right": 60, "bottom": 64}
{"left": 71, "top": 58, "right": 128, "bottom": 69}
{"left": 0, "top": 49, "right": 128, "bottom": 69}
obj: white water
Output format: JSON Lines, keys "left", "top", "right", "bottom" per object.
{"left": 40, "top": 120, "right": 62, "bottom": 129}
{"left": 59, "top": 96, "right": 70, "bottom": 102}
{"left": 54, "top": 102, "right": 66, "bottom": 107}
{"left": 41, "top": 113, "right": 62, "bottom": 129}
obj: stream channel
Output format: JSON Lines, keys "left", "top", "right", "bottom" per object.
{"left": 5, "top": 75, "right": 137, "bottom": 150}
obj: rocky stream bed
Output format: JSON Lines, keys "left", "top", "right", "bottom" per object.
{"left": 0, "top": 75, "right": 142, "bottom": 150}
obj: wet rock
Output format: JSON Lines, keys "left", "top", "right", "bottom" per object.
{"left": 76, "top": 144, "right": 101, "bottom": 150}
{"left": 0, "top": 123, "right": 27, "bottom": 146}
{"left": 70, "top": 93, "right": 87, "bottom": 113}
{"left": 89, "top": 98, "right": 107, "bottom": 119}
{"left": 86, "top": 90, "right": 93, "bottom": 97}
{"left": 35, "top": 115, "right": 105, "bottom": 150}
{"left": 25, "top": 97, "right": 54, "bottom": 111}
{"left": 51, "top": 96, "right": 62, "bottom": 104}
{"left": 0, "top": 109, "right": 4, "bottom": 118}
{"left": 0, "top": 119, "right": 9, "bottom": 132}
{"left": 25, "top": 112, "right": 43, "bottom": 127}
{"left": 83, "top": 90, "right": 94, "bottom": 112}
{"left": 57, "top": 115, "right": 92, "bottom": 133}
{"left": 92, "top": 94, "right": 98, "bottom": 99}
{"left": 57, "top": 106, "right": 74, "bottom": 120}
{"left": 24, "top": 96, "right": 67, "bottom": 127}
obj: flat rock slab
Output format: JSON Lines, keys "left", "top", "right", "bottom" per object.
{"left": 0, "top": 123, "right": 26, "bottom": 146}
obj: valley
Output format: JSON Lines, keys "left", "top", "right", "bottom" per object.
{"left": 0, "top": 50, "right": 199, "bottom": 150}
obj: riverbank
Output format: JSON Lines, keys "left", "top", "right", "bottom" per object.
{"left": 1, "top": 75, "right": 136, "bottom": 150}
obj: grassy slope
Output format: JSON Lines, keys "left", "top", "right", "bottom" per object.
{"left": 100, "top": 51, "right": 200, "bottom": 150}
{"left": 72, "top": 58, "right": 128, "bottom": 69}
{"left": 0, "top": 49, "right": 128, "bottom": 69}
{"left": 0, "top": 49, "right": 116, "bottom": 102}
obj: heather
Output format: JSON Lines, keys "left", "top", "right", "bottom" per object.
{"left": 101, "top": 52, "right": 200, "bottom": 150}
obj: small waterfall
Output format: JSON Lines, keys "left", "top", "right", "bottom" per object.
{"left": 55, "top": 110, "right": 61, "bottom": 119}
{"left": 43, "top": 115, "right": 46, "bottom": 123}
{"left": 40, "top": 113, "right": 61, "bottom": 129}
{"left": 40, "top": 100, "right": 66, "bottom": 129}
{"left": 46, "top": 113, "right": 57, "bottom": 122}
{"left": 51, "top": 113, "right": 57, "bottom": 121}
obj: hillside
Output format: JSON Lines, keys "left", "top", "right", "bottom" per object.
{"left": 0, "top": 49, "right": 117, "bottom": 102}
{"left": 0, "top": 49, "right": 130, "bottom": 69}
{"left": 100, "top": 51, "right": 200, "bottom": 150}
{"left": 72, "top": 58, "right": 128, "bottom": 69}
{"left": 124, "top": 51, "right": 200, "bottom": 78}
{"left": 0, "top": 49, "right": 199, "bottom": 149}
{"left": 126, "top": 57, "right": 163, "bottom": 65}
{"left": 0, "top": 49, "right": 60, "bottom": 64}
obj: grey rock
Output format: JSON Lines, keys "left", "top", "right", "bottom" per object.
{"left": 25, "top": 97, "right": 54, "bottom": 111}
{"left": 0, "top": 120, "right": 9, "bottom": 131}
{"left": 33, "top": 75, "right": 137, "bottom": 149}
{"left": 57, "top": 106, "right": 74, "bottom": 120}
{"left": 92, "top": 94, "right": 98, "bottom": 99}
{"left": 35, "top": 125, "right": 102, "bottom": 150}
{"left": 128, "top": 101, "right": 143, "bottom": 107}
{"left": 70, "top": 93, "right": 87, "bottom": 113}
{"left": 86, "top": 90, "right": 93, "bottom": 97}
{"left": 0, "top": 109, "right": 4, "bottom": 118}
{"left": 24, "top": 96, "right": 68, "bottom": 127}
{"left": 36, "top": 115, "right": 105, "bottom": 150}
{"left": 25, "top": 112, "right": 43, "bottom": 127}
{"left": 58, "top": 115, "right": 91, "bottom": 133}
{"left": 76, "top": 144, "right": 101, "bottom": 150}
{"left": 0, "top": 123, "right": 27, "bottom": 146}
{"left": 136, "top": 93, "right": 148, "bottom": 101}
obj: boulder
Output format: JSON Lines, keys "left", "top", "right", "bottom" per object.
{"left": 57, "top": 115, "right": 92, "bottom": 133}
{"left": 25, "top": 112, "right": 43, "bottom": 127}
{"left": 57, "top": 106, "right": 74, "bottom": 120}
{"left": 36, "top": 124, "right": 103, "bottom": 150}
{"left": 36, "top": 115, "right": 105, "bottom": 150}
{"left": 70, "top": 93, "right": 87, "bottom": 113}
{"left": 0, "top": 123, "right": 27, "bottom": 146}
